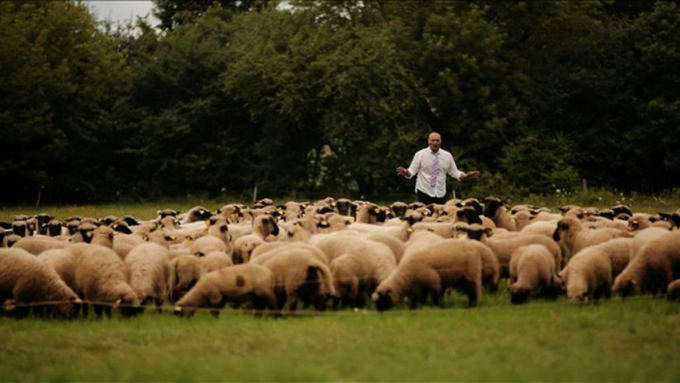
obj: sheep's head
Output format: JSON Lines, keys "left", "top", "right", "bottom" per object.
{"left": 553, "top": 217, "right": 580, "bottom": 242}
{"left": 613, "top": 276, "right": 638, "bottom": 298}
{"left": 466, "top": 224, "right": 490, "bottom": 241}
{"left": 372, "top": 285, "right": 399, "bottom": 312}
{"left": 389, "top": 202, "right": 408, "bottom": 218}
{"left": 11, "top": 221, "right": 27, "bottom": 237}
{"left": 508, "top": 284, "right": 530, "bottom": 305}
{"left": 483, "top": 197, "right": 503, "bottom": 218}
{"left": 47, "top": 220, "right": 63, "bottom": 237}
{"left": 456, "top": 207, "right": 482, "bottom": 225}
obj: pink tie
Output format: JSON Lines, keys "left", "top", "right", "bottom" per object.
{"left": 430, "top": 152, "right": 440, "bottom": 188}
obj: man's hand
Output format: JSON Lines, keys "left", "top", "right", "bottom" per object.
{"left": 461, "top": 170, "right": 481, "bottom": 180}
{"left": 396, "top": 166, "right": 410, "bottom": 177}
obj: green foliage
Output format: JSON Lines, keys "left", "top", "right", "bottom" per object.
{"left": 2, "top": 0, "right": 680, "bottom": 203}
{"left": 500, "top": 135, "right": 580, "bottom": 194}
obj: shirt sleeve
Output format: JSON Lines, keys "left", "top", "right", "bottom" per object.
{"left": 406, "top": 151, "right": 421, "bottom": 180}
{"left": 447, "top": 153, "right": 463, "bottom": 180}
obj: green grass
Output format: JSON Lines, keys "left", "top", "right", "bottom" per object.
{"left": 1, "top": 290, "right": 679, "bottom": 381}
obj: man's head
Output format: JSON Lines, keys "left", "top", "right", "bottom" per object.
{"left": 428, "top": 132, "right": 441, "bottom": 152}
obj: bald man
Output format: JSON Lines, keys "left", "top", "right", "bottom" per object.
{"left": 396, "top": 132, "right": 480, "bottom": 204}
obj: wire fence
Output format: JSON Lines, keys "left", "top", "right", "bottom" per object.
{"left": 3, "top": 289, "right": 674, "bottom": 319}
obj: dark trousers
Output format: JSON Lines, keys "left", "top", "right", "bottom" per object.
{"left": 417, "top": 189, "right": 446, "bottom": 205}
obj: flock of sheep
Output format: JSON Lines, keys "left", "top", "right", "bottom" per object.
{"left": 1, "top": 196, "right": 679, "bottom": 318}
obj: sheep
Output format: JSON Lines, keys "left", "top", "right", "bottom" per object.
{"left": 310, "top": 235, "right": 396, "bottom": 264}
{"left": 65, "top": 243, "right": 142, "bottom": 317}
{"left": 483, "top": 233, "right": 562, "bottom": 277}
{"left": 558, "top": 245, "right": 616, "bottom": 302}
{"left": 372, "top": 239, "right": 483, "bottom": 310}
{"left": 336, "top": 198, "right": 358, "bottom": 217}
{"left": 389, "top": 201, "right": 408, "bottom": 218}
{"left": 280, "top": 221, "right": 312, "bottom": 242}
{"left": 588, "top": 238, "right": 634, "bottom": 279}
{"left": 4, "top": 234, "right": 21, "bottom": 248}
{"left": 628, "top": 213, "right": 671, "bottom": 232}
{"left": 47, "top": 219, "right": 65, "bottom": 237}
{"left": 37, "top": 249, "right": 77, "bottom": 288}
{"left": 258, "top": 248, "right": 335, "bottom": 311}
{"left": 188, "top": 220, "right": 232, "bottom": 258}
{"left": 111, "top": 232, "right": 146, "bottom": 260}
{"left": 667, "top": 279, "right": 680, "bottom": 301}
{"left": 412, "top": 222, "right": 454, "bottom": 238}
{"left": 613, "top": 231, "right": 680, "bottom": 297}
{"left": 13, "top": 235, "right": 69, "bottom": 255}
{"left": 174, "top": 264, "right": 278, "bottom": 317}
{"left": 508, "top": 244, "right": 559, "bottom": 304}
{"left": 169, "top": 254, "right": 203, "bottom": 301}
{"left": 364, "top": 232, "right": 406, "bottom": 264}
{"left": 250, "top": 241, "right": 329, "bottom": 266}
{"left": 179, "top": 206, "right": 213, "bottom": 224}
{"left": 329, "top": 246, "right": 397, "bottom": 309}
{"left": 402, "top": 230, "right": 446, "bottom": 262}
{"left": 483, "top": 197, "right": 517, "bottom": 231}
{"left": 0, "top": 248, "right": 80, "bottom": 318}
{"left": 512, "top": 210, "right": 533, "bottom": 231}
{"left": 232, "top": 235, "right": 265, "bottom": 264}
{"left": 157, "top": 208, "right": 180, "bottom": 219}
{"left": 456, "top": 207, "right": 496, "bottom": 231}
{"left": 90, "top": 225, "right": 116, "bottom": 249}
{"left": 346, "top": 221, "right": 411, "bottom": 242}
{"left": 0, "top": 228, "right": 7, "bottom": 247}
{"left": 11, "top": 220, "right": 30, "bottom": 237}
{"left": 72, "top": 222, "right": 98, "bottom": 243}
{"left": 125, "top": 243, "right": 172, "bottom": 310}
{"left": 552, "top": 216, "right": 631, "bottom": 262}
{"left": 632, "top": 227, "right": 671, "bottom": 257}
{"left": 355, "top": 203, "right": 383, "bottom": 224}
{"left": 201, "top": 250, "right": 234, "bottom": 273}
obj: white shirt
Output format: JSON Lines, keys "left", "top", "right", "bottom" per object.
{"left": 406, "top": 148, "right": 463, "bottom": 198}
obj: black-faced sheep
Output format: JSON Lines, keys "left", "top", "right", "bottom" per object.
{"left": 174, "top": 264, "right": 277, "bottom": 317}
{"left": 328, "top": 240, "right": 397, "bottom": 309}
{"left": 483, "top": 197, "right": 517, "bottom": 231}
{"left": 552, "top": 216, "right": 631, "bottom": 262}
{"left": 483, "top": 233, "right": 562, "bottom": 277}
{"left": 508, "top": 244, "right": 559, "bottom": 304}
{"left": 66, "top": 243, "right": 142, "bottom": 317}
{"left": 125, "top": 243, "right": 172, "bottom": 310}
{"left": 0, "top": 248, "right": 80, "bottom": 318}
{"left": 372, "top": 239, "right": 483, "bottom": 310}
{"left": 258, "top": 248, "right": 335, "bottom": 311}
{"left": 558, "top": 247, "right": 613, "bottom": 303}
{"left": 613, "top": 231, "right": 680, "bottom": 297}
{"left": 169, "top": 254, "right": 203, "bottom": 301}
{"left": 13, "top": 235, "right": 69, "bottom": 255}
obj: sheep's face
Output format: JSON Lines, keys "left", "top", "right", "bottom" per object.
{"left": 66, "top": 221, "right": 80, "bottom": 235}
{"left": 509, "top": 285, "right": 530, "bottom": 305}
{"left": 372, "top": 289, "right": 396, "bottom": 311}
{"left": 12, "top": 222, "right": 27, "bottom": 237}
{"left": 47, "top": 221, "right": 63, "bottom": 237}
{"left": 390, "top": 203, "right": 407, "bottom": 218}
{"left": 671, "top": 214, "right": 680, "bottom": 229}
{"left": 483, "top": 198, "right": 502, "bottom": 218}
{"left": 466, "top": 226, "right": 488, "bottom": 241}
{"left": 567, "top": 289, "right": 590, "bottom": 303}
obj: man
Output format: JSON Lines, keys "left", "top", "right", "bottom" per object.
{"left": 396, "top": 132, "right": 480, "bottom": 204}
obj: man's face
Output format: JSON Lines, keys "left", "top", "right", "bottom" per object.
{"left": 428, "top": 133, "right": 441, "bottom": 152}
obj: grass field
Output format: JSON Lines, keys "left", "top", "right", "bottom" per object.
{"left": 1, "top": 288, "right": 679, "bottom": 381}
{"left": 2, "top": 197, "right": 680, "bottom": 381}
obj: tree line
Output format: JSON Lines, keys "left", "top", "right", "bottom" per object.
{"left": 1, "top": 0, "right": 678, "bottom": 204}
